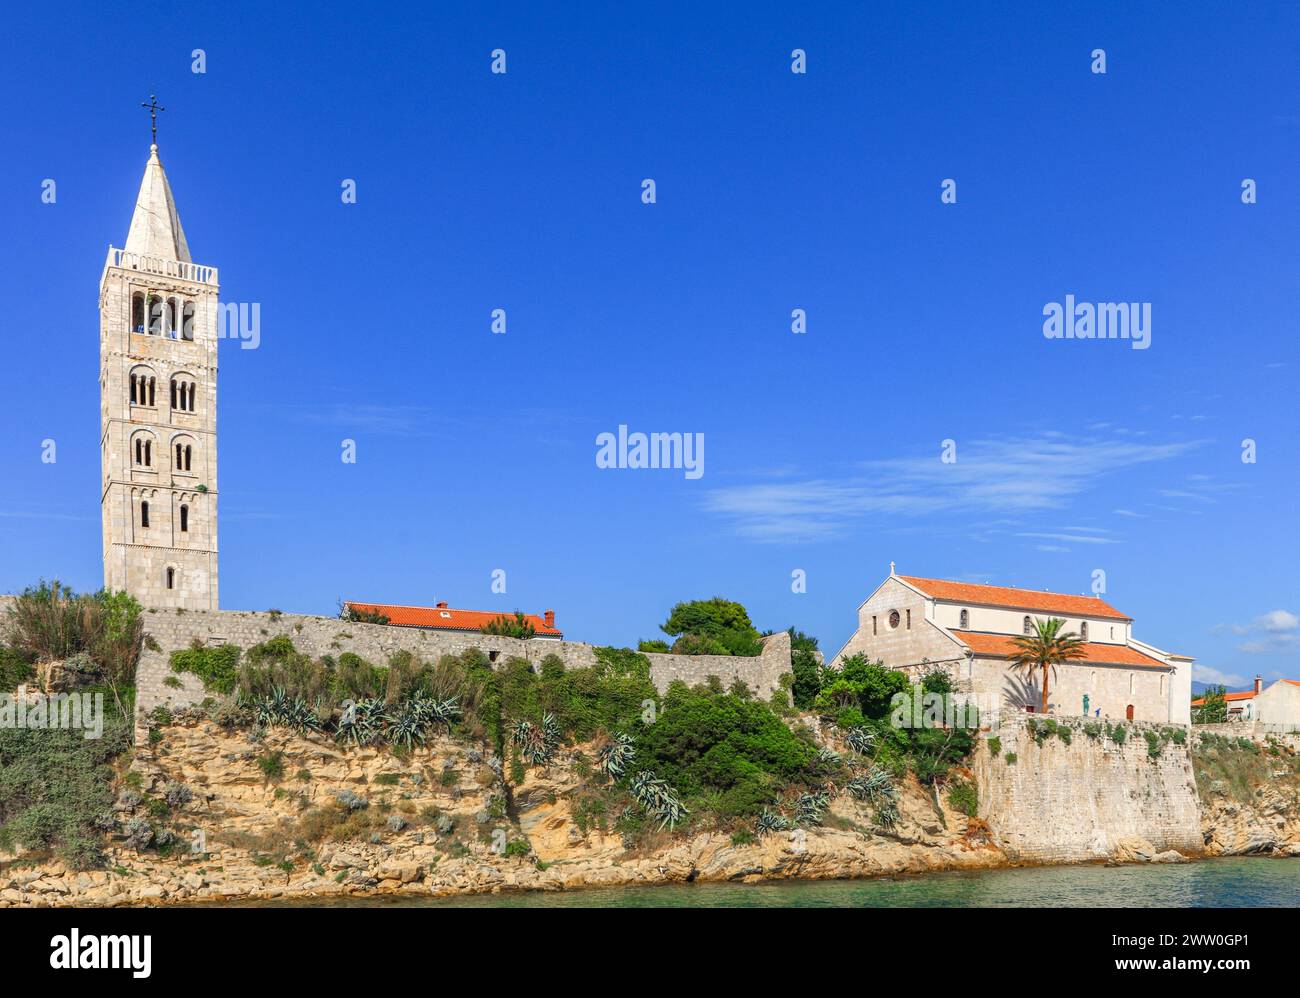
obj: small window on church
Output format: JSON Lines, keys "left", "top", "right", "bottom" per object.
{"left": 182, "top": 301, "right": 195, "bottom": 340}
{"left": 906, "top": 609, "right": 911, "bottom": 629}
{"left": 889, "top": 610, "right": 901, "bottom": 629}
{"left": 166, "top": 567, "right": 175, "bottom": 590}
{"left": 872, "top": 615, "right": 877, "bottom": 636}
{"left": 140, "top": 501, "right": 150, "bottom": 528}
{"left": 959, "top": 609, "right": 969, "bottom": 629}
{"left": 130, "top": 374, "right": 138, "bottom": 405}
{"left": 180, "top": 504, "right": 189, "bottom": 532}
{"left": 131, "top": 293, "right": 145, "bottom": 333}
{"left": 1023, "top": 615, "right": 1033, "bottom": 635}
{"left": 175, "top": 443, "right": 192, "bottom": 472}
{"left": 167, "top": 297, "right": 179, "bottom": 338}
{"left": 1080, "top": 621, "right": 1088, "bottom": 640}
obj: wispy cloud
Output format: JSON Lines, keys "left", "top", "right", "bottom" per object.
{"left": 1193, "top": 664, "right": 1249, "bottom": 688}
{"left": 1213, "top": 609, "right": 1300, "bottom": 655}
{"left": 703, "top": 433, "right": 1206, "bottom": 542}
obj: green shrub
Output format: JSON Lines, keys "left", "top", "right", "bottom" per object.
{"left": 1145, "top": 730, "right": 1163, "bottom": 759}
{"left": 946, "top": 780, "right": 979, "bottom": 818}
{"left": 170, "top": 641, "right": 241, "bottom": 694}
{"left": 635, "top": 681, "right": 816, "bottom": 820}
{"left": 0, "top": 646, "right": 35, "bottom": 691}
{"left": 1004, "top": 752, "right": 1018, "bottom": 765}
{"left": 986, "top": 736, "right": 1001, "bottom": 757}
{"left": 501, "top": 838, "right": 531, "bottom": 858}
{"left": 0, "top": 697, "right": 131, "bottom": 869}
{"left": 257, "top": 750, "right": 286, "bottom": 781}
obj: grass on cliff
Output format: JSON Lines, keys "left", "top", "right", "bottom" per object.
{"left": 1193, "top": 732, "right": 1300, "bottom": 805}
{"left": 0, "top": 688, "right": 133, "bottom": 870}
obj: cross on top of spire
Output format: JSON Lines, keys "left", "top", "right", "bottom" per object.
{"left": 140, "top": 94, "right": 165, "bottom": 146}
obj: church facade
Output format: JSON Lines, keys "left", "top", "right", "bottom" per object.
{"left": 830, "top": 568, "right": 1192, "bottom": 725}
{"left": 99, "top": 142, "right": 220, "bottom": 610}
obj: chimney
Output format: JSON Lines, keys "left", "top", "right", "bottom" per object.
{"left": 1254, "top": 675, "right": 1263, "bottom": 695}
{"left": 436, "top": 601, "right": 448, "bottom": 609}
{"left": 544, "top": 609, "right": 555, "bottom": 629}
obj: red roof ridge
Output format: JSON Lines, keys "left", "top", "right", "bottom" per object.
{"left": 898, "top": 575, "right": 1132, "bottom": 621}
{"left": 343, "top": 600, "right": 563, "bottom": 636}
{"left": 950, "top": 629, "right": 1164, "bottom": 668}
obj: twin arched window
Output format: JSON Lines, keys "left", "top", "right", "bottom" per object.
{"left": 130, "top": 371, "right": 156, "bottom": 406}
{"left": 171, "top": 377, "right": 197, "bottom": 412}
{"left": 133, "top": 436, "right": 153, "bottom": 467}
{"left": 174, "top": 441, "right": 193, "bottom": 472}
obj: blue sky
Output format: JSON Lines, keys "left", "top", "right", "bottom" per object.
{"left": 1, "top": 2, "right": 1297, "bottom": 687}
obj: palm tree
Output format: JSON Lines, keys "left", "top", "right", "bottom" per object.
{"left": 1008, "top": 617, "right": 1087, "bottom": 714}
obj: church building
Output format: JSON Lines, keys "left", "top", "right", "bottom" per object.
{"left": 99, "top": 131, "right": 220, "bottom": 610}
{"left": 830, "top": 567, "right": 1193, "bottom": 725}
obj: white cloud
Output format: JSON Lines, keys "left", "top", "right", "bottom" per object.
{"left": 1258, "top": 610, "right": 1299, "bottom": 633}
{"left": 1213, "top": 609, "right": 1300, "bottom": 655}
{"left": 1193, "top": 664, "right": 1248, "bottom": 688}
{"left": 703, "top": 433, "right": 1205, "bottom": 542}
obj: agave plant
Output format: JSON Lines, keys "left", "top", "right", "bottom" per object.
{"left": 795, "top": 790, "right": 830, "bottom": 826}
{"left": 336, "top": 697, "right": 387, "bottom": 746}
{"left": 846, "top": 766, "right": 896, "bottom": 805}
{"left": 597, "top": 732, "right": 636, "bottom": 778}
{"left": 874, "top": 800, "right": 900, "bottom": 830}
{"left": 816, "top": 746, "right": 841, "bottom": 767}
{"left": 250, "top": 685, "right": 322, "bottom": 733}
{"left": 629, "top": 771, "right": 689, "bottom": 830}
{"left": 846, "top": 726, "right": 875, "bottom": 757}
{"left": 511, "top": 712, "right": 562, "bottom": 765}
{"left": 756, "top": 808, "right": 790, "bottom": 836}
{"left": 386, "top": 702, "right": 427, "bottom": 750}
{"left": 425, "top": 694, "right": 461, "bottom": 732}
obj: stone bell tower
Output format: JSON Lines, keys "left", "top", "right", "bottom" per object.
{"left": 99, "top": 129, "right": 219, "bottom": 610}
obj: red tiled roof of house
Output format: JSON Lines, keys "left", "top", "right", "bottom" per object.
{"left": 951, "top": 630, "right": 1165, "bottom": 667}
{"left": 343, "top": 601, "right": 563, "bottom": 637}
{"left": 899, "top": 576, "right": 1132, "bottom": 621}
{"left": 1190, "top": 679, "right": 1300, "bottom": 706}
{"left": 1190, "top": 690, "right": 1257, "bottom": 706}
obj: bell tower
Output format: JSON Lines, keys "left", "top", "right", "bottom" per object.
{"left": 99, "top": 124, "right": 219, "bottom": 610}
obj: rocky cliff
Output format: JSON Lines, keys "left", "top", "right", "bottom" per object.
{"left": 0, "top": 717, "right": 1003, "bottom": 907}
{"left": 5, "top": 718, "right": 1299, "bottom": 907}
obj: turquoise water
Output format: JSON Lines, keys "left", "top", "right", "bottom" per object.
{"left": 239, "top": 857, "right": 1299, "bottom": 907}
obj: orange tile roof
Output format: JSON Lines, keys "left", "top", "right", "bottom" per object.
{"left": 951, "top": 630, "right": 1165, "bottom": 667}
{"left": 344, "top": 602, "right": 563, "bottom": 637}
{"left": 899, "top": 575, "right": 1131, "bottom": 620}
{"left": 1190, "top": 690, "right": 1257, "bottom": 706}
